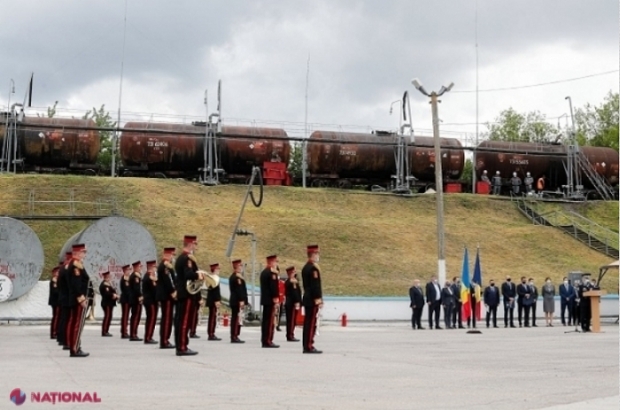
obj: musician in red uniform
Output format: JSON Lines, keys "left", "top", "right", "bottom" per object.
{"left": 99, "top": 270, "right": 118, "bottom": 337}
{"left": 128, "top": 261, "right": 144, "bottom": 341}
{"left": 157, "top": 247, "right": 177, "bottom": 349}
{"left": 174, "top": 235, "right": 204, "bottom": 356}
{"left": 119, "top": 264, "right": 132, "bottom": 339}
{"left": 260, "top": 254, "right": 280, "bottom": 348}
{"left": 284, "top": 266, "right": 302, "bottom": 342}
{"left": 276, "top": 276, "right": 286, "bottom": 331}
{"left": 66, "top": 243, "right": 90, "bottom": 357}
{"left": 48, "top": 267, "right": 60, "bottom": 339}
{"left": 206, "top": 263, "right": 222, "bottom": 341}
{"left": 229, "top": 259, "right": 248, "bottom": 344}
{"left": 142, "top": 260, "right": 158, "bottom": 344}
{"left": 302, "top": 245, "right": 323, "bottom": 354}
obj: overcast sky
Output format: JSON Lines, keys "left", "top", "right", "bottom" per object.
{"left": 1, "top": 0, "right": 618, "bottom": 142}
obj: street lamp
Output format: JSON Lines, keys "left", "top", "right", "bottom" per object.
{"left": 411, "top": 78, "right": 454, "bottom": 285}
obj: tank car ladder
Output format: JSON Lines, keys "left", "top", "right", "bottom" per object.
{"left": 575, "top": 150, "right": 615, "bottom": 200}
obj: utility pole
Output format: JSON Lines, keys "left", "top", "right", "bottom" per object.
{"left": 412, "top": 78, "right": 454, "bottom": 285}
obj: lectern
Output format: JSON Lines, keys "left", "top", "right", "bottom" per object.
{"left": 583, "top": 290, "right": 606, "bottom": 333}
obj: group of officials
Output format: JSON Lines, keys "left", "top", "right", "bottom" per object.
{"left": 409, "top": 274, "right": 600, "bottom": 332}
{"left": 48, "top": 235, "right": 324, "bottom": 357}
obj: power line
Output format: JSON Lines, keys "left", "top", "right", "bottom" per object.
{"left": 452, "top": 70, "right": 619, "bottom": 93}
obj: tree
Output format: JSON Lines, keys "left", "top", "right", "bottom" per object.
{"left": 37, "top": 101, "right": 58, "bottom": 118}
{"left": 288, "top": 141, "right": 304, "bottom": 181}
{"left": 484, "top": 108, "right": 558, "bottom": 143}
{"left": 574, "top": 91, "right": 619, "bottom": 151}
{"left": 461, "top": 159, "right": 473, "bottom": 184}
{"left": 82, "top": 105, "right": 118, "bottom": 172}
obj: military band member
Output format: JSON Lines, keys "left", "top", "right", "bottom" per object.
{"left": 49, "top": 267, "right": 60, "bottom": 339}
{"left": 99, "top": 271, "right": 118, "bottom": 337}
{"left": 284, "top": 266, "right": 302, "bottom": 342}
{"left": 66, "top": 244, "right": 90, "bottom": 357}
{"left": 276, "top": 275, "right": 285, "bottom": 332}
{"left": 578, "top": 275, "right": 594, "bottom": 332}
{"left": 189, "top": 296, "right": 202, "bottom": 339}
{"left": 206, "top": 263, "right": 222, "bottom": 341}
{"left": 142, "top": 260, "right": 158, "bottom": 344}
{"left": 157, "top": 247, "right": 177, "bottom": 349}
{"left": 302, "top": 245, "right": 323, "bottom": 354}
{"left": 174, "top": 235, "right": 203, "bottom": 356}
{"left": 57, "top": 252, "right": 73, "bottom": 349}
{"left": 129, "top": 261, "right": 144, "bottom": 341}
{"left": 260, "top": 254, "right": 280, "bottom": 348}
{"left": 119, "top": 264, "right": 132, "bottom": 339}
{"left": 229, "top": 259, "right": 248, "bottom": 344}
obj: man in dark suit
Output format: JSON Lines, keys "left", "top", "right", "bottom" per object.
{"left": 578, "top": 275, "right": 594, "bottom": 332}
{"left": 425, "top": 276, "right": 442, "bottom": 329}
{"left": 517, "top": 276, "right": 532, "bottom": 327}
{"left": 559, "top": 277, "right": 573, "bottom": 326}
{"left": 409, "top": 279, "right": 425, "bottom": 329}
{"left": 529, "top": 278, "right": 539, "bottom": 327}
{"left": 484, "top": 279, "right": 500, "bottom": 328}
{"left": 441, "top": 281, "right": 456, "bottom": 329}
{"left": 451, "top": 277, "right": 464, "bottom": 329}
{"left": 501, "top": 275, "right": 516, "bottom": 328}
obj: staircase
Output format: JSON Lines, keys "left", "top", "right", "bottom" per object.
{"left": 515, "top": 198, "right": 619, "bottom": 259}
{"left": 576, "top": 151, "right": 617, "bottom": 200}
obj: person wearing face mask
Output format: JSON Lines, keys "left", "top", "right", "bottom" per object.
{"left": 441, "top": 280, "right": 456, "bottom": 329}
{"left": 559, "top": 277, "right": 574, "bottom": 326}
{"left": 302, "top": 245, "right": 323, "bottom": 354}
{"left": 501, "top": 276, "right": 516, "bottom": 328}
{"left": 517, "top": 276, "right": 532, "bottom": 327}
{"left": 541, "top": 277, "right": 555, "bottom": 326}
{"left": 483, "top": 279, "right": 500, "bottom": 328}
{"left": 528, "top": 278, "right": 539, "bottom": 327}
{"left": 425, "top": 276, "right": 442, "bottom": 330}
{"left": 578, "top": 275, "right": 593, "bottom": 332}
{"left": 409, "top": 279, "right": 425, "bottom": 330}
{"left": 572, "top": 280, "right": 581, "bottom": 327}
{"left": 450, "top": 277, "right": 464, "bottom": 329}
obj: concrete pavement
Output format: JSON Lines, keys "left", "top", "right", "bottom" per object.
{"left": 1, "top": 322, "right": 617, "bottom": 410}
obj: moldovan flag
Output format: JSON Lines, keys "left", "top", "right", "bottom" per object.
{"left": 460, "top": 248, "right": 471, "bottom": 321}
{"left": 473, "top": 247, "right": 483, "bottom": 321}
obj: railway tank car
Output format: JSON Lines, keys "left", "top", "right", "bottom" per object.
{"left": 0, "top": 117, "right": 99, "bottom": 173}
{"left": 475, "top": 141, "right": 619, "bottom": 192}
{"left": 120, "top": 122, "right": 290, "bottom": 180}
{"left": 306, "top": 131, "right": 465, "bottom": 188}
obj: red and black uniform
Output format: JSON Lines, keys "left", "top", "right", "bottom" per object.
{"left": 142, "top": 273, "right": 158, "bottom": 344}
{"left": 229, "top": 273, "right": 248, "bottom": 342}
{"left": 66, "top": 259, "right": 89, "bottom": 356}
{"left": 174, "top": 252, "right": 200, "bottom": 354}
{"left": 99, "top": 280, "right": 117, "bottom": 336}
{"left": 129, "top": 271, "right": 143, "bottom": 340}
{"left": 48, "top": 277, "right": 60, "bottom": 339}
{"left": 119, "top": 274, "right": 131, "bottom": 338}
{"left": 57, "top": 263, "right": 70, "bottom": 347}
{"left": 301, "top": 261, "right": 322, "bottom": 353}
{"left": 157, "top": 260, "right": 177, "bottom": 348}
{"left": 276, "top": 279, "right": 285, "bottom": 330}
{"left": 285, "top": 276, "right": 302, "bottom": 341}
{"left": 260, "top": 266, "right": 280, "bottom": 347}
{"left": 206, "top": 284, "right": 221, "bottom": 339}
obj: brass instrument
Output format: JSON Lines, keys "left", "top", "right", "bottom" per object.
{"left": 187, "top": 270, "right": 220, "bottom": 295}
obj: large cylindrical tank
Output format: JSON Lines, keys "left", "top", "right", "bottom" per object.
{"left": 0, "top": 217, "right": 45, "bottom": 301}
{"left": 120, "top": 122, "right": 290, "bottom": 177}
{"left": 408, "top": 136, "right": 465, "bottom": 181}
{"left": 306, "top": 131, "right": 397, "bottom": 181}
{"left": 475, "top": 141, "right": 566, "bottom": 180}
{"left": 20, "top": 117, "right": 100, "bottom": 168}
{"left": 58, "top": 216, "right": 157, "bottom": 293}
{"left": 121, "top": 122, "right": 204, "bottom": 172}
{"left": 580, "top": 146, "right": 619, "bottom": 185}
{"left": 218, "top": 126, "right": 290, "bottom": 177}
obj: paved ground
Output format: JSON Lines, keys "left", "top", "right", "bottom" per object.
{"left": 1, "top": 322, "right": 618, "bottom": 410}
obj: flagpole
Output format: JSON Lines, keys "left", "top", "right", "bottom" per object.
{"left": 112, "top": 0, "right": 128, "bottom": 178}
{"left": 473, "top": 0, "right": 479, "bottom": 193}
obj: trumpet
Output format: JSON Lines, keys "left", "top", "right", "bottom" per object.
{"left": 187, "top": 270, "right": 220, "bottom": 295}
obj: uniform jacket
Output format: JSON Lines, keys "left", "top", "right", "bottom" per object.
{"left": 284, "top": 277, "right": 302, "bottom": 307}
{"left": 142, "top": 274, "right": 157, "bottom": 306}
{"left": 129, "top": 272, "right": 143, "bottom": 305}
{"left": 99, "top": 281, "right": 118, "bottom": 307}
{"left": 156, "top": 261, "right": 177, "bottom": 302}
{"left": 229, "top": 273, "right": 248, "bottom": 307}
{"left": 206, "top": 284, "right": 221, "bottom": 307}
{"left": 174, "top": 252, "right": 200, "bottom": 301}
{"left": 301, "top": 261, "right": 322, "bottom": 306}
{"left": 48, "top": 279, "right": 59, "bottom": 307}
{"left": 66, "top": 259, "right": 88, "bottom": 308}
{"left": 260, "top": 267, "right": 280, "bottom": 306}
{"left": 120, "top": 274, "right": 132, "bottom": 304}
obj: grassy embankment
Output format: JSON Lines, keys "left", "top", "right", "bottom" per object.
{"left": 0, "top": 175, "right": 617, "bottom": 295}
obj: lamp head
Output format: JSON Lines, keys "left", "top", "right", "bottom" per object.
{"left": 411, "top": 78, "right": 423, "bottom": 90}
{"left": 445, "top": 82, "right": 454, "bottom": 92}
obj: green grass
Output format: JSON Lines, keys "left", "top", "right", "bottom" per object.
{"left": 0, "top": 175, "right": 617, "bottom": 295}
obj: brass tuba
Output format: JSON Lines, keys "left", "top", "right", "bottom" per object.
{"left": 187, "top": 270, "right": 220, "bottom": 295}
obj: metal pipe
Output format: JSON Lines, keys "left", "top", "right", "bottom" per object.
{"left": 250, "top": 233, "right": 257, "bottom": 311}
{"left": 430, "top": 92, "right": 446, "bottom": 285}
{"left": 225, "top": 167, "right": 258, "bottom": 258}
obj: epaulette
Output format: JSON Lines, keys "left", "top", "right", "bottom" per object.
{"left": 188, "top": 254, "right": 197, "bottom": 263}
{"left": 164, "top": 261, "right": 174, "bottom": 270}
{"left": 74, "top": 261, "right": 84, "bottom": 269}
